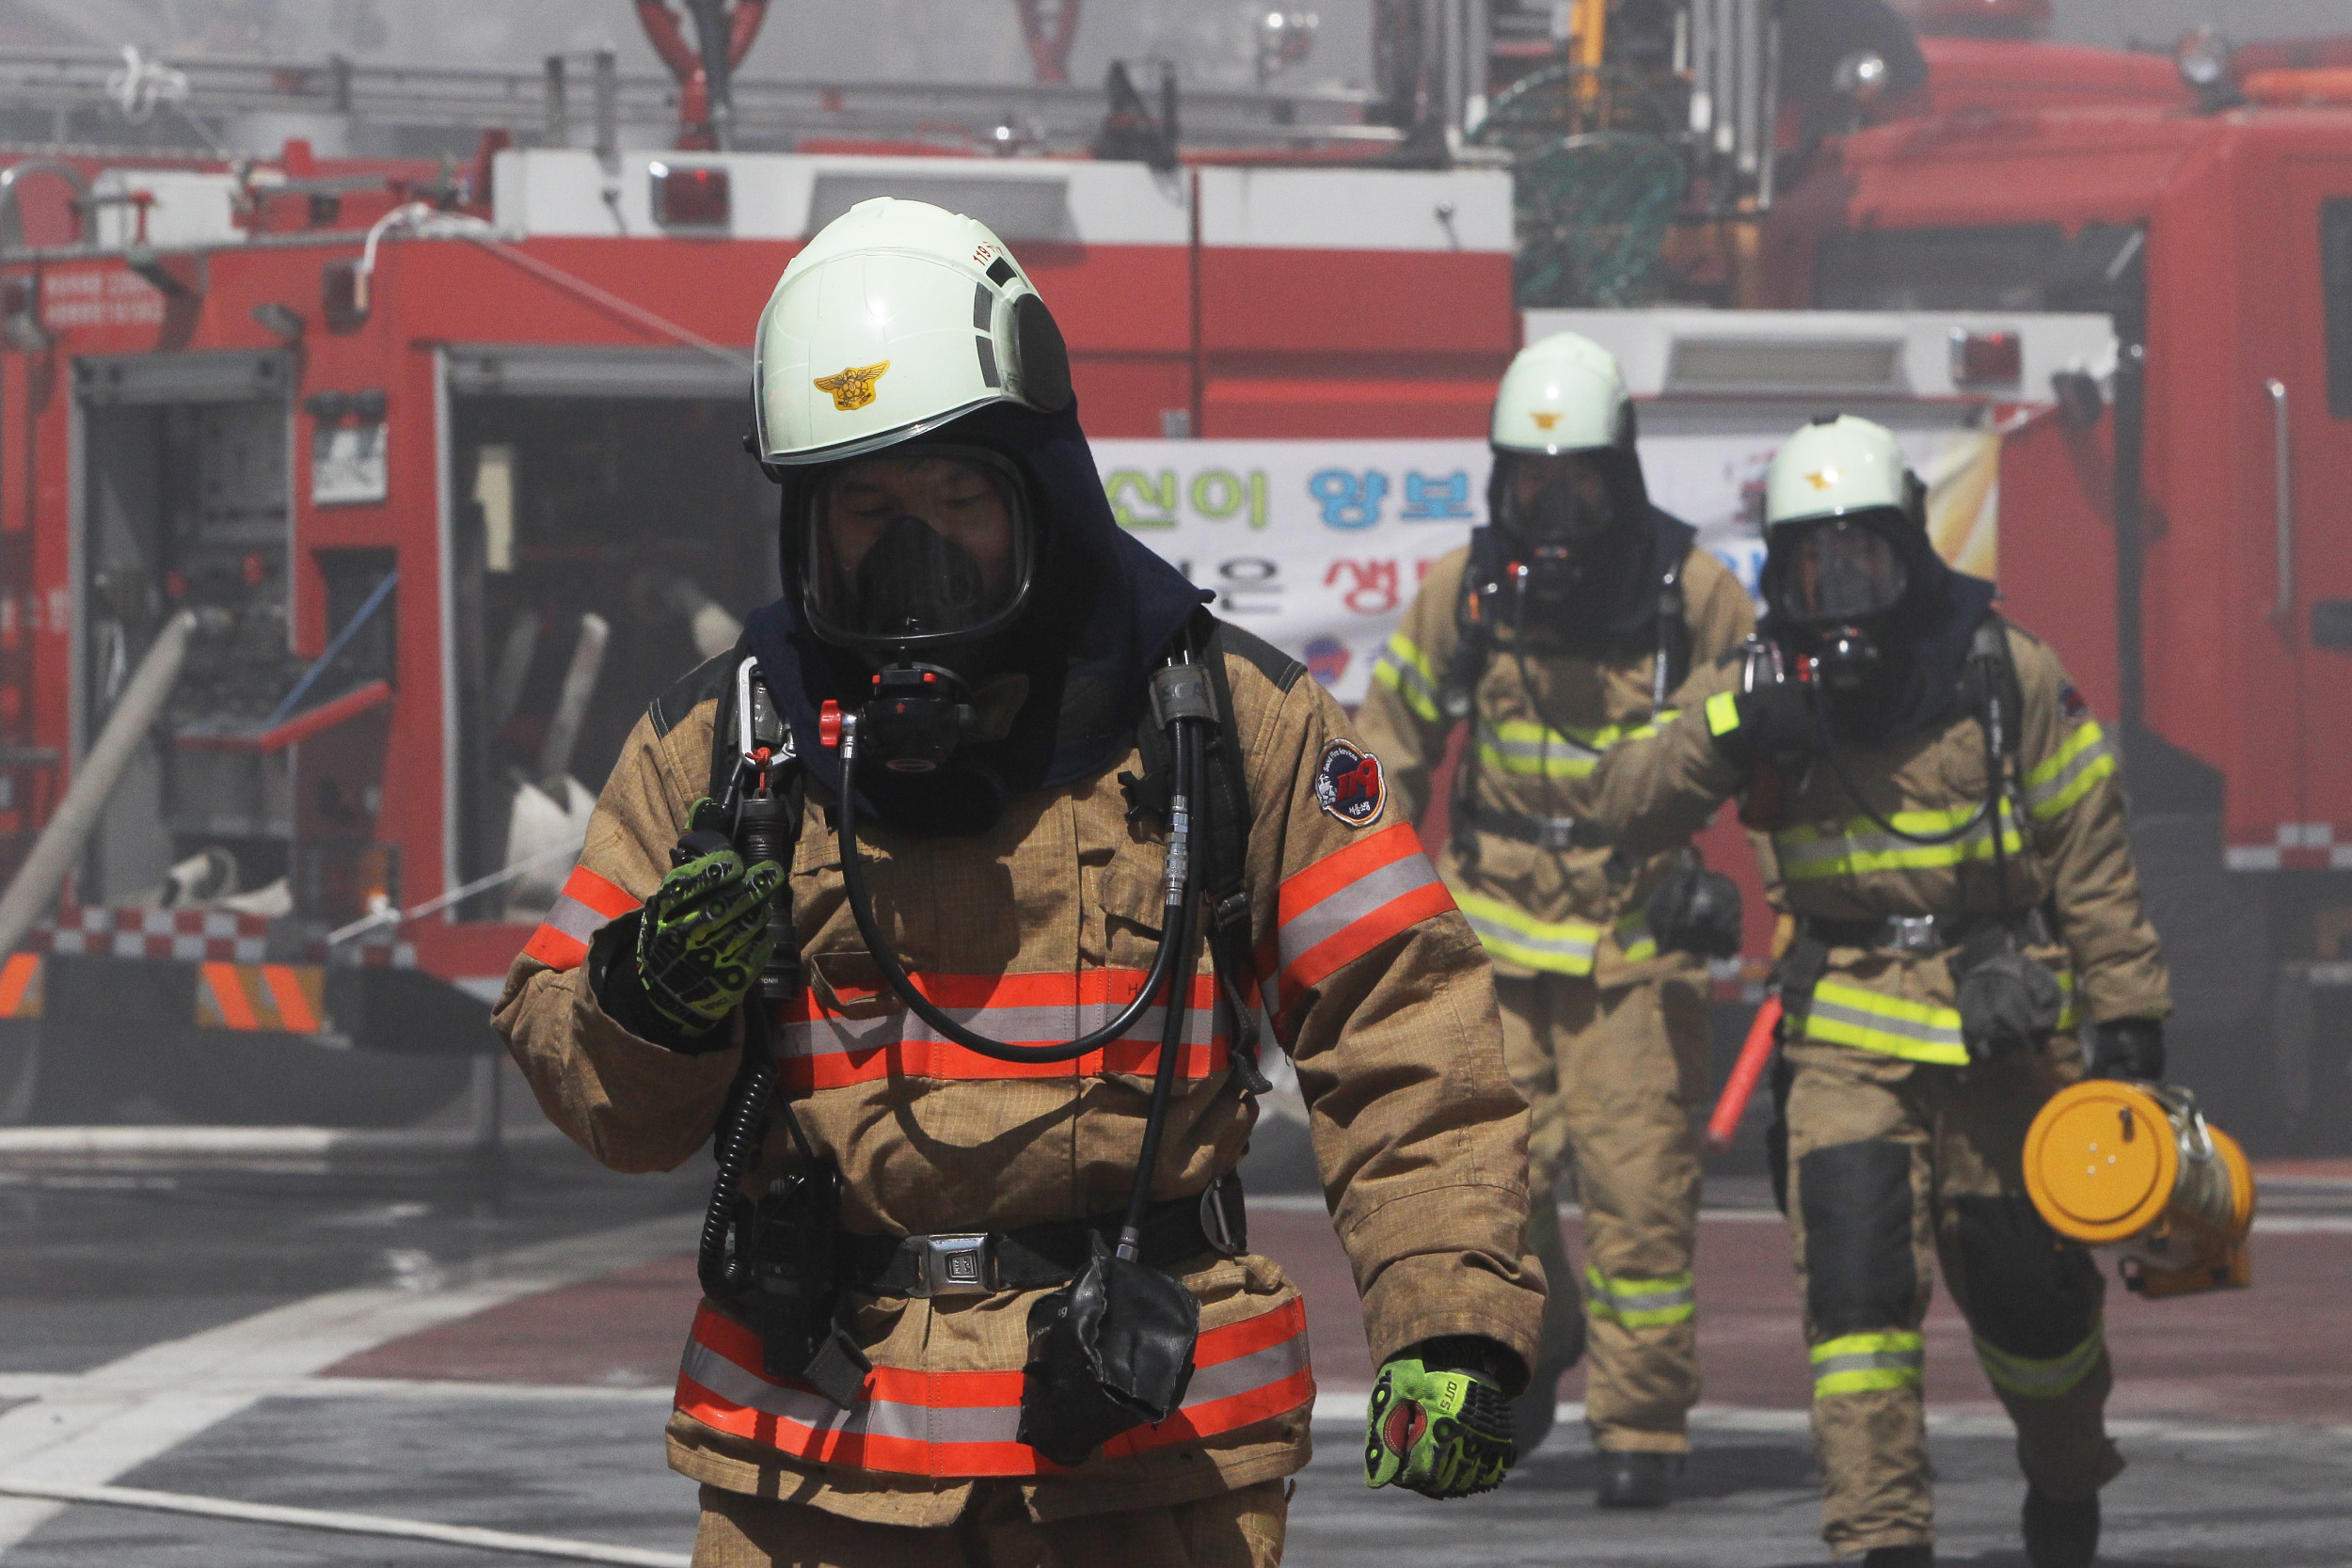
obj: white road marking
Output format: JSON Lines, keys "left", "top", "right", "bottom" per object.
{"left": 0, "top": 1212, "right": 697, "bottom": 1555}
{"left": 0, "top": 1478, "right": 689, "bottom": 1567}
{"left": 1312, "top": 1393, "right": 2352, "bottom": 1447}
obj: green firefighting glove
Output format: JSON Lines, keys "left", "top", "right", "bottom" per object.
{"left": 628, "top": 821, "right": 783, "bottom": 1041}
{"left": 1363, "top": 1356, "right": 1516, "bottom": 1499}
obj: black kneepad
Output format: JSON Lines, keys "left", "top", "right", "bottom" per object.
{"left": 1951, "top": 1196, "right": 2099, "bottom": 1360}
{"left": 1799, "top": 1140, "right": 1921, "bottom": 1335}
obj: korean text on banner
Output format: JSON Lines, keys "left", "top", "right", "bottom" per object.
{"left": 1092, "top": 440, "right": 1487, "bottom": 706}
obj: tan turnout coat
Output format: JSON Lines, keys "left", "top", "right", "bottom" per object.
{"left": 1357, "top": 543, "right": 1756, "bottom": 987}
{"left": 493, "top": 626, "right": 1545, "bottom": 1526}
{"left": 1586, "top": 616, "right": 2169, "bottom": 1053}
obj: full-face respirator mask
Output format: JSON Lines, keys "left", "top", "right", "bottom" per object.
{"left": 793, "top": 444, "right": 1039, "bottom": 773}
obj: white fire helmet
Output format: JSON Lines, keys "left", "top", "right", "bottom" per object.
{"left": 1489, "top": 331, "right": 1636, "bottom": 455}
{"left": 752, "top": 197, "right": 1073, "bottom": 467}
{"left": 1764, "top": 413, "right": 1917, "bottom": 531}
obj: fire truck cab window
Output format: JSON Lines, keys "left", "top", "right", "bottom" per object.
{"left": 451, "top": 394, "right": 774, "bottom": 922}
{"left": 2325, "top": 198, "right": 2352, "bottom": 419}
{"left": 1815, "top": 225, "right": 2067, "bottom": 311}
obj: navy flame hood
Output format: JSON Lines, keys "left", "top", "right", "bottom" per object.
{"left": 742, "top": 400, "right": 1208, "bottom": 835}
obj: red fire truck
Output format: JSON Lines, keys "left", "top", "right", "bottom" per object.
{"left": 0, "top": 132, "right": 1512, "bottom": 1127}
{"left": 1764, "top": 24, "right": 2352, "bottom": 1147}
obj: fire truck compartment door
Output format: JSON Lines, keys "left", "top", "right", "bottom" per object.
{"left": 2274, "top": 165, "right": 2352, "bottom": 856}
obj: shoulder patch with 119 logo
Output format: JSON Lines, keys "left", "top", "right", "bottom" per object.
{"left": 1314, "top": 738, "right": 1387, "bottom": 828}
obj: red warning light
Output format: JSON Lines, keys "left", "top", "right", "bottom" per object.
{"left": 650, "top": 163, "right": 731, "bottom": 230}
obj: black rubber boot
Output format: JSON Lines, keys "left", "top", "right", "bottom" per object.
{"left": 1595, "top": 1449, "right": 1679, "bottom": 1508}
{"left": 1859, "top": 1546, "right": 1934, "bottom": 1568}
{"left": 2023, "top": 1488, "right": 2100, "bottom": 1568}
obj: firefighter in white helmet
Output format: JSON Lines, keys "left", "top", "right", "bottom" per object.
{"left": 496, "top": 198, "right": 1545, "bottom": 1565}
{"left": 1586, "top": 412, "right": 2169, "bottom": 1567}
{"left": 1359, "top": 331, "right": 1758, "bottom": 1507}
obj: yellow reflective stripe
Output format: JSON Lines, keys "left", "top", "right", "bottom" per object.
{"left": 1471, "top": 712, "right": 1677, "bottom": 779}
{"left": 2024, "top": 724, "right": 2117, "bottom": 821}
{"left": 1973, "top": 1328, "right": 2104, "bottom": 1399}
{"left": 1811, "top": 1331, "right": 1924, "bottom": 1398}
{"left": 1455, "top": 891, "right": 1601, "bottom": 974}
{"left": 2024, "top": 720, "right": 2105, "bottom": 789}
{"left": 2055, "top": 970, "right": 2079, "bottom": 1033}
{"left": 1584, "top": 1263, "right": 1696, "bottom": 1328}
{"left": 1804, "top": 979, "right": 1969, "bottom": 1067}
{"left": 1475, "top": 726, "right": 1596, "bottom": 779}
{"left": 1773, "top": 803, "right": 2026, "bottom": 881}
{"left": 1373, "top": 632, "right": 1441, "bottom": 722}
{"left": 1615, "top": 911, "right": 1658, "bottom": 965}
{"left": 1707, "top": 689, "right": 1740, "bottom": 736}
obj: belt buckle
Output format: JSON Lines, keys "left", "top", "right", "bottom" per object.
{"left": 1538, "top": 816, "right": 1580, "bottom": 851}
{"left": 1887, "top": 916, "right": 1940, "bottom": 954}
{"left": 914, "top": 1233, "right": 996, "bottom": 1297}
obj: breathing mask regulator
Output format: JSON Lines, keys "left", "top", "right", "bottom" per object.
{"left": 794, "top": 443, "right": 1039, "bottom": 773}
{"left": 748, "top": 196, "right": 1225, "bottom": 1463}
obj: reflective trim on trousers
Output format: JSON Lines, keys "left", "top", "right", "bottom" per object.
{"left": 1804, "top": 979, "right": 1970, "bottom": 1068}
{"left": 2024, "top": 721, "right": 2118, "bottom": 823}
{"left": 1810, "top": 1331, "right": 1925, "bottom": 1398}
{"left": 1372, "top": 633, "right": 1441, "bottom": 723}
{"left": 673, "top": 1297, "right": 1315, "bottom": 1478}
{"left": 1773, "top": 804, "right": 2026, "bottom": 882}
{"left": 1973, "top": 1328, "right": 2105, "bottom": 1400}
{"left": 1584, "top": 1261, "right": 1697, "bottom": 1329}
{"left": 522, "top": 863, "right": 641, "bottom": 971}
{"left": 775, "top": 971, "right": 1225, "bottom": 1086}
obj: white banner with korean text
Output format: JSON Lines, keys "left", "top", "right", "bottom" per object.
{"left": 1091, "top": 431, "right": 2001, "bottom": 704}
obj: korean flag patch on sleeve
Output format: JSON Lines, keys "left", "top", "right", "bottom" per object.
{"left": 1314, "top": 738, "right": 1387, "bottom": 828}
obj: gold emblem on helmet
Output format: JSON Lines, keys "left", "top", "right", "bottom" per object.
{"left": 1804, "top": 467, "right": 1842, "bottom": 490}
{"left": 1530, "top": 410, "right": 1562, "bottom": 431}
{"left": 814, "top": 360, "right": 891, "bottom": 412}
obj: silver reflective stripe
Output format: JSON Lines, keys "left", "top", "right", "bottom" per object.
{"left": 1811, "top": 1347, "right": 1922, "bottom": 1381}
{"left": 1974, "top": 1331, "right": 2104, "bottom": 1398}
{"left": 541, "top": 890, "right": 612, "bottom": 946}
{"left": 1474, "top": 722, "right": 1601, "bottom": 767}
{"left": 1375, "top": 652, "right": 1439, "bottom": 713}
{"left": 1805, "top": 993, "right": 1963, "bottom": 1051}
{"left": 1460, "top": 906, "right": 1597, "bottom": 966}
{"left": 1598, "top": 1283, "right": 1694, "bottom": 1316}
{"left": 1181, "top": 1331, "right": 1311, "bottom": 1406}
{"left": 1277, "top": 853, "right": 1439, "bottom": 974}
{"left": 678, "top": 1341, "right": 1023, "bottom": 1445}
{"left": 2023, "top": 735, "right": 2116, "bottom": 817}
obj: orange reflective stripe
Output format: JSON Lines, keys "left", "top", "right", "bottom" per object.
{"left": 0, "top": 954, "right": 39, "bottom": 1018}
{"left": 674, "top": 1295, "right": 1311, "bottom": 1479}
{"left": 261, "top": 964, "right": 320, "bottom": 1034}
{"left": 523, "top": 863, "right": 642, "bottom": 971}
{"left": 1269, "top": 822, "right": 1452, "bottom": 1010}
{"left": 200, "top": 962, "right": 257, "bottom": 1029}
{"left": 777, "top": 970, "right": 1225, "bottom": 1088}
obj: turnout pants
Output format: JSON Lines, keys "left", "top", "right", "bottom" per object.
{"left": 1782, "top": 1033, "right": 2124, "bottom": 1558}
{"left": 1499, "top": 970, "right": 1709, "bottom": 1453}
{"left": 691, "top": 1481, "right": 1287, "bottom": 1568}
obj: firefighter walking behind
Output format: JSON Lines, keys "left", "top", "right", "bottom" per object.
{"left": 494, "top": 198, "right": 1546, "bottom": 1566}
{"left": 1589, "top": 413, "right": 2169, "bottom": 1567}
{"left": 1359, "top": 332, "right": 1756, "bottom": 1508}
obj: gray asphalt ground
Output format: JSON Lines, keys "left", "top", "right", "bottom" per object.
{"left": 0, "top": 1097, "right": 2345, "bottom": 1567}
